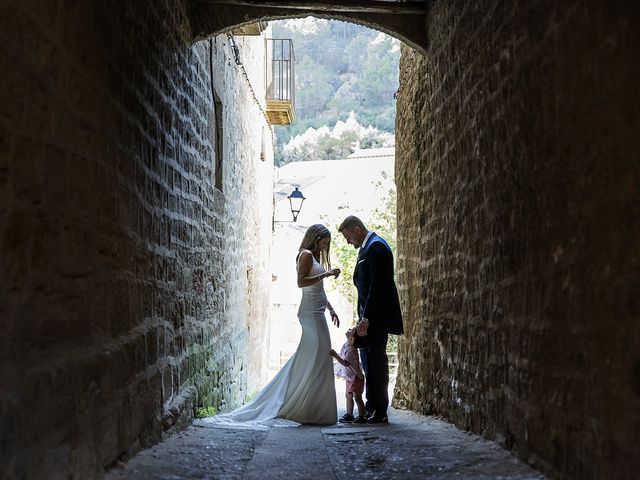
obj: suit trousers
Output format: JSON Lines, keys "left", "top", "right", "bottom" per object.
{"left": 359, "top": 332, "right": 389, "bottom": 417}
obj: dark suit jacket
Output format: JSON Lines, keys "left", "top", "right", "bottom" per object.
{"left": 353, "top": 233, "right": 403, "bottom": 335}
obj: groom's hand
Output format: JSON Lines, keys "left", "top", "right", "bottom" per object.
{"left": 356, "top": 318, "right": 369, "bottom": 336}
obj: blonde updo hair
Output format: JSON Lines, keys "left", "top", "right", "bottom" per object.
{"left": 297, "top": 224, "right": 332, "bottom": 271}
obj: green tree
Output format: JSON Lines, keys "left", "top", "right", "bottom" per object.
{"left": 344, "top": 34, "right": 371, "bottom": 73}
{"left": 296, "top": 55, "right": 336, "bottom": 117}
{"left": 270, "top": 19, "right": 400, "bottom": 164}
{"left": 357, "top": 38, "right": 400, "bottom": 109}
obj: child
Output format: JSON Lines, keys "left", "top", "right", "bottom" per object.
{"left": 329, "top": 328, "right": 366, "bottom": 423}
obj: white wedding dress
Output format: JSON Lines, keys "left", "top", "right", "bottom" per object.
{"left": 203, "top": 255, "right": 337, "bottom": 427}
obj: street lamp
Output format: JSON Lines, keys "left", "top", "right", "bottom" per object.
{"left": 287, "top": 187, "right": 305, "bottom": 222}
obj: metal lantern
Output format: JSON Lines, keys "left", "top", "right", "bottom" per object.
{"left": 287, "top": 187, "right": 305, "bottom": 222}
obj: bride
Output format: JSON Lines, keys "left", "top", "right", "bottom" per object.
{"left": 209, "top": 224, "right": 341, "bottom": 425}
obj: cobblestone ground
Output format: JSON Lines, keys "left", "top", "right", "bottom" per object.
{"left": 106, "top": 408, "right": 545, "bottom": 479}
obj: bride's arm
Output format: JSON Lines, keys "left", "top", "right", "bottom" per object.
{"left": 326, "top": 301, "right": 340, "bottom": 327}
{"left": 297, "top": 250, "right": 331, "bottom": 288}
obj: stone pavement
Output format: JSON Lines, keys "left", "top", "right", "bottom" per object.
{"left": 106, "top": 408, "right": 545, "bottom": 479}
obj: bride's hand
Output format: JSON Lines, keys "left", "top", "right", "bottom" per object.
{"left": 327, "top": 268, "right": 341, "bottom": 278}
{"left": 330, "top": 310, "right": 340, "bottom": 327}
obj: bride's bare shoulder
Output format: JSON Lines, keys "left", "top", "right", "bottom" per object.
{"left": 297, "top": 249, "right": 313, "bottom": 263}
{"left": 298, "top": 249, "right": 316, "bottom": 265}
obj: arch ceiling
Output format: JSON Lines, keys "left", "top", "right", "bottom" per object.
{"left": 188, "top": 0, "right": 430, "bottom": 53}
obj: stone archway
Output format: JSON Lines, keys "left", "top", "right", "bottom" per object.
{"left": 188, "top": 0, "right": 430, "bottom": 53}
{"left": 3, "top": 1, "right": 637, "bottom": 478}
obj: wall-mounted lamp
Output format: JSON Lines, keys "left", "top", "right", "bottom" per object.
{"left": 287, "top": 187, "right": 305, "bottom": 222}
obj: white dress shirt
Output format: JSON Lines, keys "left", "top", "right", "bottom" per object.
{"left": 359, "top": 230, "right": 374, "bottom": 255}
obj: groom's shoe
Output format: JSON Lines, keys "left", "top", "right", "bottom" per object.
{"left": 366, "top": 414, "right": 388, "bottom": 424}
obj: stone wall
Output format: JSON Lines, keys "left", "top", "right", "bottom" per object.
{"left": 0, "top": 1, "right": 273, "bottom": 477}
{"left": 394, "top": 2, "right": 640, "bottom": 479}
{"left": 211, "top": 31, "right": 275, "bottom": 402}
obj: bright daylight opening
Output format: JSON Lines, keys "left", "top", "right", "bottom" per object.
{"left": 268, "top": 17, "right": 401, "bottom": 407}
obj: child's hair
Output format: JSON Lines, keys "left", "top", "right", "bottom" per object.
{"left": 346, "top": 328, "right": 355, "bottom": 343}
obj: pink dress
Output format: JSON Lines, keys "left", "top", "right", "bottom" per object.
{"left": 334, "top": 343, "right": 364, "bottom": 394}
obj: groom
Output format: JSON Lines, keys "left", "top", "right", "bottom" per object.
{"left": 338, "top": 215, "right": 403, "bottom": 423}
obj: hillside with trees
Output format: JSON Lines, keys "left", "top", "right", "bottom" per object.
{"left": 271, "top": 18, "right": 400, "bottom": 165}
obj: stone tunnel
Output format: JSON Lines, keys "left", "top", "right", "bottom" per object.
{"left": 1, "top": 1, "right": 638, "bottom": 479}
